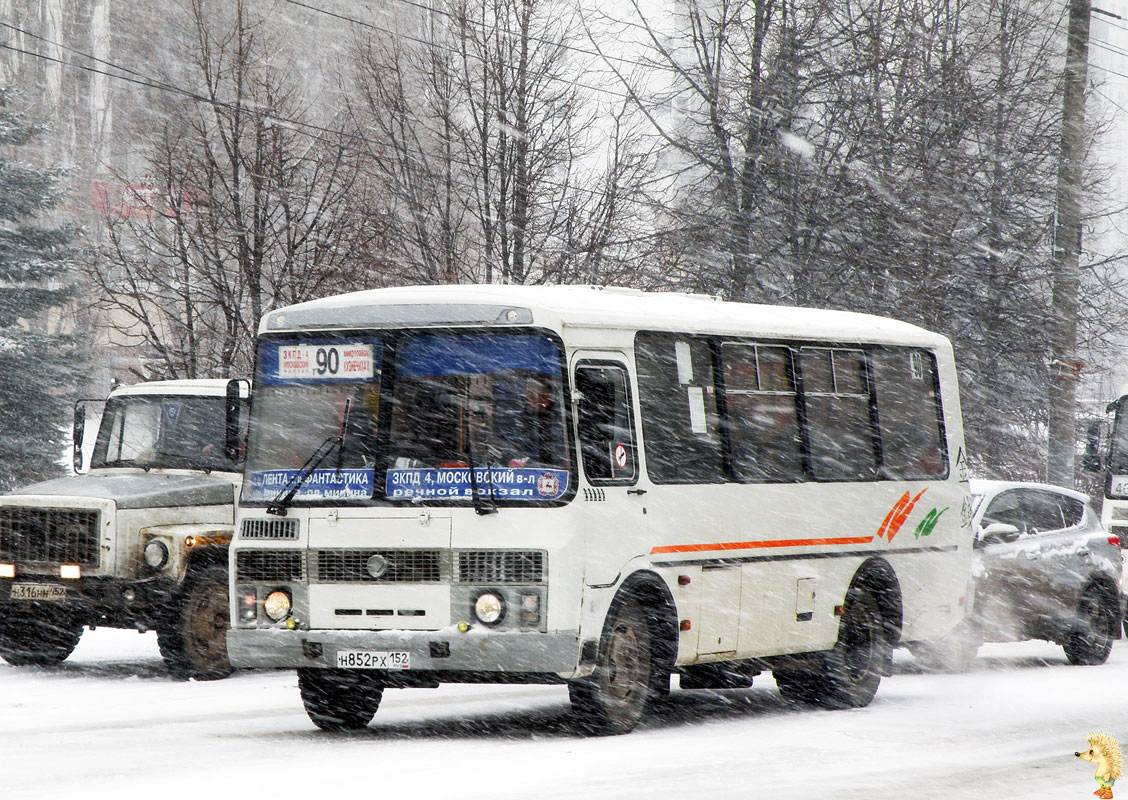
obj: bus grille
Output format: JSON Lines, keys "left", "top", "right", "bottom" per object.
{"left": 240, "top": 519, "right": 299, "bottom": 540}
{"left": 315, "top": 550, "right": 443, "bottom": 583}
{"left": 456, "top": 550, "right": 544, "bottom": 584}
{"left": 0, "top": 507, "right": 100, "bottom": 567}
{"left": 236, "top": 550, "right": 305, "bottom": 582}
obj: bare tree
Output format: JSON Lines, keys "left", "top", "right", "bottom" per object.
{"left": 350, "top": 0, "right": 653, "bottom": 285}
{"left": 85, "top": 0, "right": 388, "bottom": 379}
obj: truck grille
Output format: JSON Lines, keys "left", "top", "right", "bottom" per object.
{"left": 0, "top": 507, "right": 100, "bottom": 567}
{"left": 235, "top": 550, "right": 305, "bottom": 582}
{"left": 314, "top": 549, "right": 443, "bottom": 583}
{"left": 456, "top": 550, "right": 544, "bottom": 584}
{"left": 241, "top": 518, "right": 299, "bottom": 540}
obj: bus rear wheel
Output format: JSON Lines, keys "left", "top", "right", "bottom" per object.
{"left": 298, "top": 668, "right": 384, "bottom": 731}
{"left": 774, "top": 590, "right": 886, "bottom": 710}
{"left": 0, "top": 604, "right": 83, "bottom": 666}
{"left": 569, "top": 596, "right": 651, "bottom": 735}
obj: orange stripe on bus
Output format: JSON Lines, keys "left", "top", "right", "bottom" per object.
{"left": 650, "top": 535, "right": 876, "bottom": 555}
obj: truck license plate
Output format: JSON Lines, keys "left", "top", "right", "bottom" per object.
{"left": 10, "top": 584, "right": 67, "bottom": 602}
{"left": 335, "top": 650, "right": 410, "bottom": 670}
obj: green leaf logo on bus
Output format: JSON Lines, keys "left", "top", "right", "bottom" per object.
{"left": 914, "top": 507, "right": 948, "bottom": 539}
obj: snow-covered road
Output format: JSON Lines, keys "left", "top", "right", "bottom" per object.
{"left": 2, "top": 629, "right": 1124, "bottom": 799}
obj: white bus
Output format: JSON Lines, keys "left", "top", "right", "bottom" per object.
{"left": 228, "top": 285, "right": 973, "bottom": 734}
{"left": 1089, "top": 385, "right": 1128, "bottom": 545}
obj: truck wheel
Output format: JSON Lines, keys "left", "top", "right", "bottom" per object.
{"left": 773, "top": 590, "right": 886, "bottom": 709}
{"left": 569, "top": 596, "right": 652, "bottom": 735}
{"left": 1064, "top": 590, "right": 1116, "bottom": 666}
{"left": 0, "top": 604, "right": 83, "bottom": 666}
{"left": 157, "top": 565, "right": 233, "bottom": 680}
{"left": 298, "top": 668, "right": 383, "bottom": 731}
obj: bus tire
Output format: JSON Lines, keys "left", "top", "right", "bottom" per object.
{"left": 1064, "top": 588, "right": 1117, "bottom": 666}
{"left": 569, "top": 596, "right": 651, "bottom": 735}
{"left": 156, "top": 565, "right": 233, "bottom": 681}
{"left": 298, "top": 668, "right": 383, "bottom": 731}
{"left": 0, "top": 604, "right": 83, "bottom": 666}
{"left": 774, "top": 590, "right": 886, "bottom": 709}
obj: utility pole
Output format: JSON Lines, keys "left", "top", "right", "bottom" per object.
{"left": 1047, "top": 0, "right": 1091, "bottom": 487}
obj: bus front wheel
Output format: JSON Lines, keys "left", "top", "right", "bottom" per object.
{"left": 569, "top": 596, "right": 652, "bottom": 735}
{"left": 298, "top": 668, "right": 383, "bottom": 731}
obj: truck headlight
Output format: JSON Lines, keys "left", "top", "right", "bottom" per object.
{"left": 474, "top": 591, "right": 506, "bottom": 625}
{"left": 263, "top": 589, "right": 292, "bottom": 622}
{"left": 143, "top": 540, "right": 169, "bottom": 569}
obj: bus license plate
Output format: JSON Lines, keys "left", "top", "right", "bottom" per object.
{"left": 336, "top": 650, "right": 410, "bottom": 670}
{"left": 10, "top": 584, "right": 67, "bottom": 602}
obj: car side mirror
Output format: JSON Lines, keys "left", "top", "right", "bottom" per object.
{"left": 225, "top": 379, "right": 248, "bottom": 464}
{"left": 72, "top": 400, "right": 87, "bottom": 474}
{"left": 977, "top": 522, "right": 1020, "bottom": 548}
{"left": 1083, "top": 419, "right": 1104, "bottom": 472}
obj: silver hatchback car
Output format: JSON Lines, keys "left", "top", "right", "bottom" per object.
{"left": 915, "top": 480, "right": 1124, "bottom": 668}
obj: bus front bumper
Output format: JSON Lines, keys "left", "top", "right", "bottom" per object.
{"left": 227, "top": 627, "right": 583, "bottom": 676}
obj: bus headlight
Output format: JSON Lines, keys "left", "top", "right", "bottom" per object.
{"left": 238, "top": 589, "right": 258, "bottom": 623}
{"left": 473, "top": 592, "right": 506, "bottom": 625}
{"left": 143, "top": 539, "right": 169, "bottom": 569}
{"left": 263, "top": 589, "right": 292, "bottom": 621}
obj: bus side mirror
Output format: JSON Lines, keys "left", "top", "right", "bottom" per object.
{"left": 225, "top": 379, "right": 246, "bottom": 464}
{"left": 72, "top": 400, "right": 87, "bottom": 474}
{"left": 1083, "top": 419, "right": 1103, "bottom": 473}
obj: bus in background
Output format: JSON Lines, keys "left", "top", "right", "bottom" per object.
{"left": 228, "top": 285, "right": 973, "bottom": 734}
{"left": 1087, "top": 385, "right": 1128, "bottom": 545}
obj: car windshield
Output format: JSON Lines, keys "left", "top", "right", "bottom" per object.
{"left": 242, "top": 330, "right": 571, "bottom": 505}
{"left": 91, "top": 394, "right": 242, "bottom": 472}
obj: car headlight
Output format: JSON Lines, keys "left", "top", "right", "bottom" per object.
{"left": 474, "top": 591, "right": 506, "bottom": 625}
{"left": 143, "top": 540, "right": 169, "bottom": 569}
{"left": 263, "top": 589, "right": 292, "bottom": 622}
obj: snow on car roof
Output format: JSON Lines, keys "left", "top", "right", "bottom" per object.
{"left": 259, "top": 284, "right": 949, "bottom": 347}
{"left": 969, "top": 478, "right": 1091, "bottom": 503}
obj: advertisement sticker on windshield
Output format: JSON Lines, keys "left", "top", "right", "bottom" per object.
{"left": 277, "top": 343, "right": 374, "bottom": 380}
{"left": 386, "top": 468, "right": 569, "bottom": 501}
{"left": 246, "top": 468, "right": 375, "bottom": 501}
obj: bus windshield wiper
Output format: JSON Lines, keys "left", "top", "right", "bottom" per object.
{"left": 266, "top": 435, "right": 342, "bottom": 517}
{"left": 461, "top": 389, "right": 497, "bottom": 516}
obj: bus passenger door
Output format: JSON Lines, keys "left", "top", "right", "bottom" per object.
{"left": 572, "top": 356, "right": 645, "bottom": 589}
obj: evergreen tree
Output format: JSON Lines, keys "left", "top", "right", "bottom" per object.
{"left": 0, "top": 89, "right": 86, "bottom": 491}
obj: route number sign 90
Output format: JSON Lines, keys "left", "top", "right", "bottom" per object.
{"left": 278, "top": 344, "right": 374, "bottom": 380}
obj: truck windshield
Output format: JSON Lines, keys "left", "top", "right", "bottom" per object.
{"left": 242, "top": 330, "right": 571, "bottom": 506}
{"left": 91, "top": 394, "right": 242, "bottom": 472}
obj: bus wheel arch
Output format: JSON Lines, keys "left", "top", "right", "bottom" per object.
{"left": 570, "top": 571, "right": 678, "bottom": 735}
{"left": 850, "top": 557, "right": 904, "bottom": 654}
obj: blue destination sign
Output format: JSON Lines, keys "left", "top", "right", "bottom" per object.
{"left": 246, "top": 469, "right": 375, "bottom": 501}
{"left": 386, "top": 468, "right": 568, "bottom": 501}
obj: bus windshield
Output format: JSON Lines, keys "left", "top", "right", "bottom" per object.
{"left": 91, "top": 394, "right": 241, "bottom": 472}
{"left": 242, "top": 330, "right": 571, "bottom": 505}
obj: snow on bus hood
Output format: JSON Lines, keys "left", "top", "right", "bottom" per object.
{"left": 7, "top": 473, "right": 236, "bottom": 509}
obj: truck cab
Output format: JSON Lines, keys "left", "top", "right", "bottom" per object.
{"left": 0, "top": 378, "right": 248, "bottom": 679}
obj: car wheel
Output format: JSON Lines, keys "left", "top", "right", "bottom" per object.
{"left": 298, "top": 668, "right": 383, "bottom": 731}
{"left": 1064, "top": 590, "right": 1116, "bottom": 666}
{"left": 156, "top": 565, "right": 234, "bottom": 680}
{"left": 569, "top": 596, "right": 652, "bottom": 735}
{"left": 0, "top": 603, "right": 83, "bottom": 666}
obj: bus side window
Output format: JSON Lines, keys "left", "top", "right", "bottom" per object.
{"left": 799, "top": 347, "right": 878, "bottom": 481}
{"left": 871, "top": 347, "right": 948, "bottom": 480}
{"left": 721, "top": 343, "right": 803, "bottom": 482}
{"left": 635, "top": 332, "right": 725, "bottom": 483}
{"left": 574, "top": 363, "right": 638, "bottom": 485}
